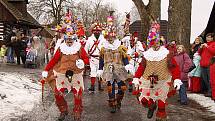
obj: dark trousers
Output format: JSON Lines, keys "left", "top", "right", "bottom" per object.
{"left": 201, "top": 67, "right": 211, "bottom": 95}
{"left": 15, "top": 50, "right": 26, "bottom": 64}
{"left": 7, "top": 47, "right": 14, "bottom": 63}
{"left": 108, "top": 80, "right": 124, "bottom": 99}
{"left": 179, "top": 81, "right": 188, "bottom": 103}
{"left": 107, "top": 80, "right": 126, "bottom": 107}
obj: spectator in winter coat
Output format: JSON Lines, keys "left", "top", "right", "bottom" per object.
{"left": 174, "top": 45, "right": 192, "bottom": 105}
{"left": 188, "top": 52, "right": 201, "bottom": 92}
{"left": 20, "top": 33, "right": 27, "bottom": 64}
{"left": 190, "top": 37, "right": 203, "bottom": 59}
{"left": 199, "top": 33, "right": 215, "bottom": 97}
{"left": 0, "top": 44, "right": 7, "bottom": 63}
{"left": 12, "top": 37, "right": 26, "bottom": 65}
{"left": 6, "top": 36, "right": 16, "bottom": 63}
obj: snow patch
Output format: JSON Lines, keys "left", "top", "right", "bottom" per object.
{"left": 0, "top": 72, "right": 41, "bottom": 120}
{"left": 188, "top": 93, "right": 215, "bottom": 113}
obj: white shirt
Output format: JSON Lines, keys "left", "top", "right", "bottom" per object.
{"left": 84, "top": 34, "right": 105, "bottom": 56}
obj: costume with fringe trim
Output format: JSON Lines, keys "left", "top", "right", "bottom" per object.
{"left": 44, "top": 41, "right": 89, "bottom": 119}
{"left": 134, "top": 46, "right": 180, "bottom": 120}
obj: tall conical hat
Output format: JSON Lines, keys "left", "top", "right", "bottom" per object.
{"left": 146, "top": 21, "right": 160, "bottom": 47}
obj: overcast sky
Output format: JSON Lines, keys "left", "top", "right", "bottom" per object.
{"left": 106, "top": 0, "right": 214, "bottom": 43}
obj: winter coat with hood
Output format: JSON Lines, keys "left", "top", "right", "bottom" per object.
{"left": 189, "top": 53, "right": 201, "bottom": 77}
{"left": 174, "top": 52, "right": 192, "bottom": 81}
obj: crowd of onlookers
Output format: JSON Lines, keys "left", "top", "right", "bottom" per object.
{"left": 0, "top": 29, "right": 45, "bottom": 67}
{"left": 161, "top": 33, "right": 215, "bottom": 105}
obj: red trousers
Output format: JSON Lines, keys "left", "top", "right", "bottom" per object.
{"left": 141, "top": 98, "right": 167, "bottom": 119}
{"left": 210, "top": 63, "right": 215, "bottom": 100}
{"left": 189, "top": 77, "right": 201, "bottom": 93}
{"left": 54, "top": 88, "right": 68, "bottom": 113}
{"left": 54, "top": 87, "right": 83, "bottom": 114}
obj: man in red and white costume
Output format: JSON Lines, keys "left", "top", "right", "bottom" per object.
{"left": 42, "top": 34, "right": 89, "bottom": 121}
{"left": 127, "top": 32, "right": 145, "bottom": 92}
{"left": 132, "top": 22, "right": 182, "bottom": 121}
{"left": 85, "top": 22, "right": 105, "bottom": 92}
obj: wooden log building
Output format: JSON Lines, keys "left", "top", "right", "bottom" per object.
{"left": 0, "top": 0, "right": 41, "bottom": 43}
{"left": 129, "top": 20, "right": 168, "bottom": 42}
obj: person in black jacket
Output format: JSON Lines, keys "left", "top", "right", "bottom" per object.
{"left": 20, "top": 33, "right": 27, "bottom": 64}
{"left": 12, "top": 35, "right": 27, "bottom": 65}
{"left": 6, "top": 30, "right": 16, "bottom": 63}
{"left": 190, "top": 37, "right": 203, "bottom": 59}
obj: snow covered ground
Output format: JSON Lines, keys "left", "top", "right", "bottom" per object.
{"left": 0, "top": 72, "right": 41, "bottom": 121}
{"left": 1, "top": 70, "right": 215, "bottom": 120}
{"left": 188, "top": 93, "right": 215, "bottom": 113}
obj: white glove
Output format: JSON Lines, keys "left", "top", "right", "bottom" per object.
{"left": 76, "top": 59, "right": 85, "bottom": 69}
{"left": 132, "top": 78, "right": 140, "bottom": 88}
{"left": 97, "top": 70, "right": 103, "bottom": 77}
{"left": 173, "top": 79, "right": 183, "bottom": 90}
{"left": 42, "top": 71, "right": 48, "bottom": 78}
{"left": 125, "top": 64, "right": 134, "bottom": 74}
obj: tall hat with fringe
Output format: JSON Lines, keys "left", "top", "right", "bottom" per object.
{"left": 146, "top": 21, "right": 160, "bottom": 47}
{"left": 124, "top": 12, "right": 130, "bottom": 36}
{"left": 76, "top": 20, "right": 85, "bottom": 37}
{"left": 51, "top": 9, "right": 74, "bottom": 36}
{"left": 51, "top": 9, "right": 85, "bottom": 40}
{"left": 91, "top": 20, "right": 102, "bottom": 32}
{"left": 103, "top": 15, "right": 117, "bottom": 39}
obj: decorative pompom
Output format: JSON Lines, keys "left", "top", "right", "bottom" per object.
{"left": 76, "top": 59, "right": 85, "bottom": 69}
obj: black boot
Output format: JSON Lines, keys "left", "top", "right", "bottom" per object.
{"left": 58, "top": 112, "right": 68, "bottom": 121}
{"left": 110, "top": 106, "right": 116, "bottom": 113}
{"left": 108, "top": 99, "right": 117, "bottom": 113}
{"left": 88, "top": 85, "right": 95, "bottom": 92}
{"left": 147, "top": 103, "right": 157, "bottom": 119}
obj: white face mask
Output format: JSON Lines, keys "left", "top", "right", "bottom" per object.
{"left": 66, "top": 38, "right": 75, "bottom": 46}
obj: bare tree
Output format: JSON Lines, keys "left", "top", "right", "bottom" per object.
{"left": 76, "top": 0, "right": 114, "bottom": 30}
{"left": 28, "top": 0, "right": 75, "bottom": 25}
{"left": 76, "top": 1, "right": 94, "bottom": 29}
{"left": 132, "top": 0, "right": 161, "bottom": 41}
{"left": 28, "top": 0, "right": 118, "bottom": 36}
{"left": 168, "top": 0, "right": 192, "bottom": 50}
{"left": 93, "top": 0, "right": 103, "bottom": 20}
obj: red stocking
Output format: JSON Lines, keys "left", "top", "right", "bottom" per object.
{"left": 54, "top": 88, "right": 68, "bottom": 113}
{"left": 91, "top": 77, "right": 96, "bottom": 86}
{"left": 156, "top": 100, "right": 167, "bottom": 119}
{"left": 73, "top": 88, "right": 83, "bottom": 119}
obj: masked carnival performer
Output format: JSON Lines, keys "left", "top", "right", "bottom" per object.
{"left": 127, "top": 32, "right": 145, "bottom": 92}
{"left": 121, "top": 13, "right": 133, "bottom": 92}
{"left": 42, "top": 10, "right": 89, "bottom": 121}
{"left": 85, "top": 21, "right": 105, "bottom": 92}
{"left": 121, "top": 13, "right": 131, "bottom": 50}
{"left": 97, "top": 16, "right": 133, "bottom": 113}
{"left": 132, "top": 21, "right": 182, "bottom": 121}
